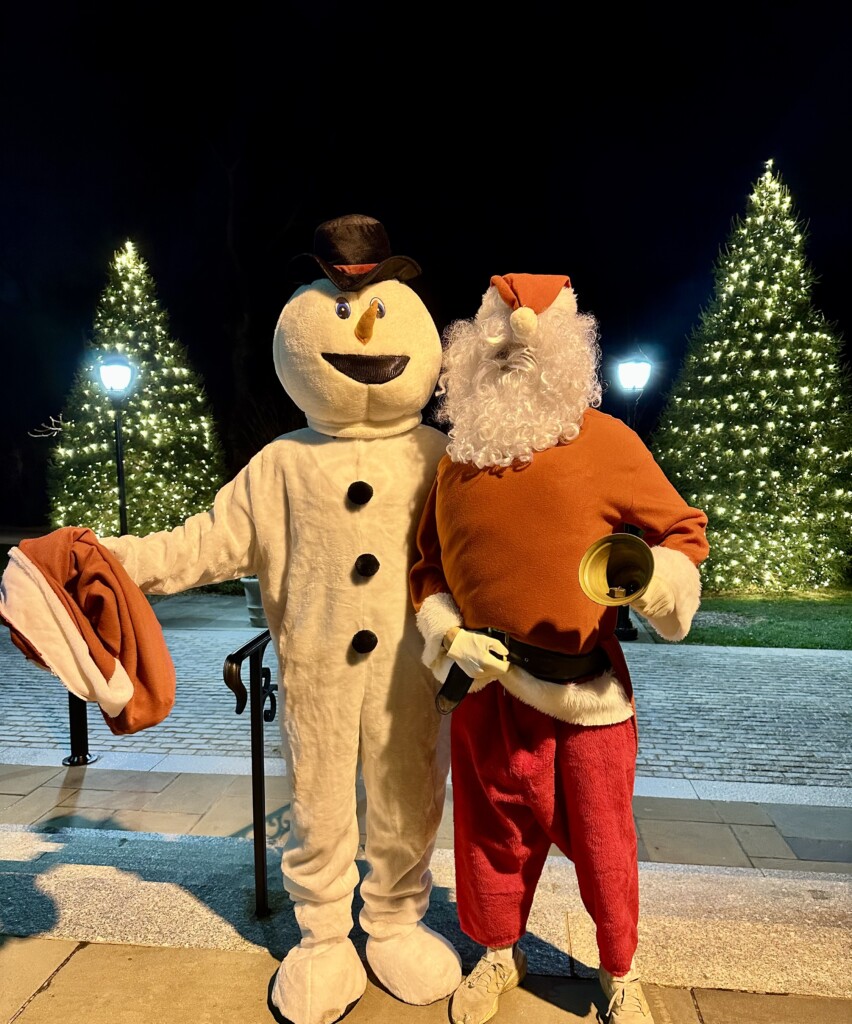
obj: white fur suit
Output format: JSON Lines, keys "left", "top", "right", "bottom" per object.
{"left": 101, "top": 215, "right": 461, "bottom": 1024}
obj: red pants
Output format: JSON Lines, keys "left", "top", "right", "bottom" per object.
{"left": 451, "top": 684, "right": 639, "bottom": 976}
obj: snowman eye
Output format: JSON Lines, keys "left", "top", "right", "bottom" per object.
{"left": 370, "top": 297, "right": 386, "bottom": 319}
{"left": 335, "top": 298, "right": 351, "bottom": 320}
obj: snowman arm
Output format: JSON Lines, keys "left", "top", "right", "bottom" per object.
{"left": 99, "top": 463, "right": 261, "bottom": 595}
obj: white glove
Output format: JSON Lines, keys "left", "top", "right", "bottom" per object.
{"left": 632, "top": 575, "right": 676, "bottom": 619}
{"left": 445, "top": 629, "right": 510, "bottom": 680}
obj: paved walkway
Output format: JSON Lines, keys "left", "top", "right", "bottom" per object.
{"left": 2, "top": 592, "right": 851, "bottom": 1022}
{"left": 2, "top": 594, "right": 850, "bottom": 800}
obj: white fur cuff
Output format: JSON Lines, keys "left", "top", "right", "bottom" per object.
{"left": 637, "top": 545, "right": 702, "bottom": 641}
{"left": 415, "top": 592, "right": 463, "bottom": 677}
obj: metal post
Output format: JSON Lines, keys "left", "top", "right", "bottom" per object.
{"left": 249, "top": 647, "right": 269, "bottom": 917}
{"left": 114, "top": 403, "right": 128, "bottom": 536}
{"left": 223, "top": 629, "right": 275, "bottom": 918}
{"left": 614, "top": 524, "right": 640, "bottom": 641}
{"left": 615, "top": 389, "right": 643, "bottom": 642}
{"left": 66, "top": 354, "right": 134, "bottom": 766}
{"left": 62, "top": 692, "right": 99, "bottom": 766}
{"left": 61, "top": 402, "right": 129, "bottom": 767}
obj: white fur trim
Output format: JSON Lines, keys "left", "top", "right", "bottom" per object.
{"left": 467, "top": 674, "right": 497, "bottom": 695}
{"left": 0, "top": 547, "right": 134, "bottom": 716}
{"left": 499, "top": 666, "right": 634, "bottom": 725}
{"left": 636, "top": 545, "right": 702, "bottom": 642}
{"left": 415, "top": 592, "right": 463, "bottom": 679}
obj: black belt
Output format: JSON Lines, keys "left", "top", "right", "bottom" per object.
{"left": 435, "top": 629, "right": 611, "bottom": 715}
{"left": 479, "top": 628, "right": 611, "bottom": 682}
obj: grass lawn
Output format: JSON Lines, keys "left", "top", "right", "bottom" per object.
{"left": 671, "top": 587, "right": 852, "bottom": 650}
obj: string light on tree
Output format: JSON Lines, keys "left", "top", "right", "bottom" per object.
{"left": 651, "top": 161, "right": 852, "bottom": 591}
{"left": 48, "top": 240, "right": 227, "bottom": 536}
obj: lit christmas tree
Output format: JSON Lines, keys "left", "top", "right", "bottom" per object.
{"left": 48, "top": 241, "right": 227, "bottom": 536}
{"left": 651, "top": 160, "right": 852, "bottom": 592}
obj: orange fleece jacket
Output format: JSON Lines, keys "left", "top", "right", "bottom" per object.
{"left": 410, "top": 410, "right": 709, "bottom": 695}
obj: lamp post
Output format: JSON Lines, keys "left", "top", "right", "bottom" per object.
{"left": 98, "top": 352, "right": 136, "bottom": 536}
{"left": 61, "top": 351, "right": 137, "bottom": 768}
{"left": 614, "top": 355, "right": 652, "bottom": 642}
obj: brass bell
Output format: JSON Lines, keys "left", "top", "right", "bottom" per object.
{"left": 578, "top": 533, "right": 654, "bottom": 607}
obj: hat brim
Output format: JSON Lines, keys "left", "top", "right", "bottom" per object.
{"left": 288, "top": 253, "right": 422, "bottom": 291}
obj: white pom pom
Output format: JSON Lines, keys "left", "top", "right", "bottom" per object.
{"left": 510, "top": 307, "right": 538, "bottom": 339}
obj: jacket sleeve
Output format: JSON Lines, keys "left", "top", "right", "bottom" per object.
{"left": 409, "top": 475, "right": 463, "bottom": 677}
{"left": 99, "top": 462, "right": 261, "bottom": 594}
{"left": 624, "top": 427, "right": 710, "bottom": 641}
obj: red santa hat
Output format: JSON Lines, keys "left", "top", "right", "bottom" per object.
{"left": 0, "top": 526, "right": 176, "bottom": 735}
{"left": 490, "top": 273, "right": 572, "bottom": 314}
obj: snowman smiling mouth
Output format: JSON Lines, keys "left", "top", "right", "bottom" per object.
{"left": 322, "top": 353, "right": 410, "bottom": 385}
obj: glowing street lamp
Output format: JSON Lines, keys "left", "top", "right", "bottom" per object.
{"left": 617, "top": 357, "right": 652, "bottom": 429}
{"left": 98, "top": 352, "right": 136, "bottom": 537}
{"left": 99, "top": 353, "right": 135, "bottom": 396}
{"left": 615, "top": 354, "right": 653, "bottom": 642}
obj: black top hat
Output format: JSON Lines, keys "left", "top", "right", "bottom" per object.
{"left": 289, "top": 213, "right": 422, "bottom": 291}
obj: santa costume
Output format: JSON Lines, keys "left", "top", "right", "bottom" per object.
{"left": 410, "top": 273, "right": 709, "bottom": 1024}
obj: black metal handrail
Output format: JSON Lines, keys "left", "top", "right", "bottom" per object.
{"left": 223, "top": 627, "right": 277, "bottom": 917}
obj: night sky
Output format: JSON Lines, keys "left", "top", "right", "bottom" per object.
{"left": 2, "top": 2, "right": 850, "bottom": 525}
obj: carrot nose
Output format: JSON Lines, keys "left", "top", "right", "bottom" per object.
{"left": 354, "top": 300, "right": 380, "bottom": 345}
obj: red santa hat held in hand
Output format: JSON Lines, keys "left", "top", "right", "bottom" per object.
{"left": 0, "top": 527, "right": 176, "bottom": 735}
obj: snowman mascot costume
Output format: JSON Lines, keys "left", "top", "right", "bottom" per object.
{"left": 100, "top": 214, "right": 462, "bottom": 1024}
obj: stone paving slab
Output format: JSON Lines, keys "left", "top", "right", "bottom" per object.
{"left": 38, "top": 767, "right": 180, "bottom": 791}
{"left": 691, "top": 987, "right": 852, "bottom": 1023}
{"left": 786, "top": 835, "right": 852, "bottom": 862}
{"left": 765, "top": 803, "right": 852, "bottom": 841}
{"left": 636, "top": 818, "right": 753, "bottom": 867}
{"left": 1, "top": 787, "right": 81, "bottom": 826}
{"left": 0, "top": 935, "right": 80, "bottom": 1024}
{"left": 751, "top": 857, "right": 852, "bottom": 874}
{"left": 34, "top": 806, "right": 205, "bottom": 834}
{"left": 6, "top": 940, "right": 283, "bottom": 1024}
{"left": 729, "top": 822, "right": 797, "bottom": 859}
{"left": 3, "top": 933, "right": 851, "bottom": 1024}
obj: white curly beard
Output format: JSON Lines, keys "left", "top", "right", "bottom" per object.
{"left": 435, "top": 286, "right": 603, "bottom": 468}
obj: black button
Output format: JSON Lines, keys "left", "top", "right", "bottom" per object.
{"left": 355, "top": 553, "right": 380, "bottom": 577}
{"left": 351, "top": 630, "right": 378, "bottom": 654}
{"left": 347, "top": 481, "right": 374, "bottom": 505}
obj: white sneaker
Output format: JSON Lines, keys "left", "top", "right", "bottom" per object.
{"left": 450, "top": 946, "right": 527, "bottom": 1024}
{"left": 599, "top": 967, "right": 655, "bottom": 1023}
